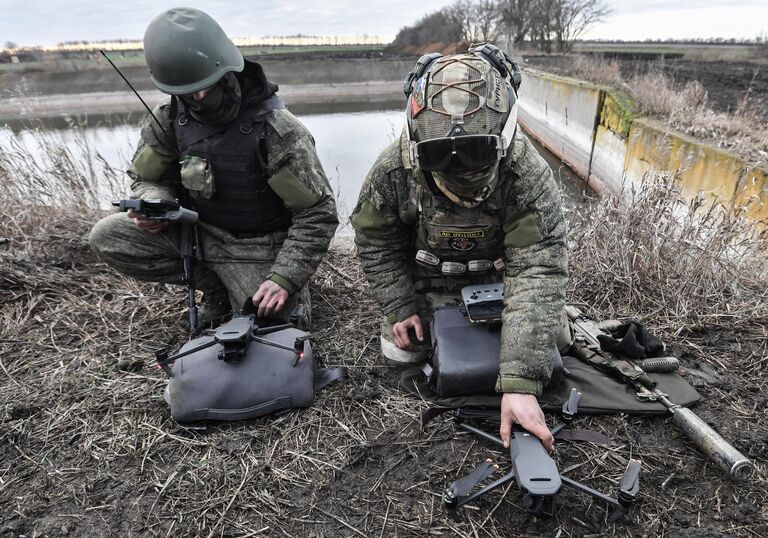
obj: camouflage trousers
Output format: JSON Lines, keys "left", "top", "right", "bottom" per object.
{"left": 88, "top": 212, "right": 308, "bottom": 322}
{"left": 380, "top": 292, "right": 572, "bottom": 366}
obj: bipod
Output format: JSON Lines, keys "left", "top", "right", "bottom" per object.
{"left": 443, "top": 389, "right": 641, "bottom": 521}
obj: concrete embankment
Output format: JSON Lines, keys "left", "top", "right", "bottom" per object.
{"left": 518, "top": 69, "right": 768, "bottom": 223}
{"left": 0, "top": 55, "right": 412, "bottom": 121}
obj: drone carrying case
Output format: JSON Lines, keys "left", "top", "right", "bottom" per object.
{"left": 163, "top": 322, "right": 346, "bottom": 424}
{"left": 424, "top": 305, "right": 562, "bottom": 397}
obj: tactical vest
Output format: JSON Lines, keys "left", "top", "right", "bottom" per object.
{"left": 172, "top": 93, "right": 292, "bottom": 234}
{"left": 401, "top": 171, "right": 506, "bottom": 292}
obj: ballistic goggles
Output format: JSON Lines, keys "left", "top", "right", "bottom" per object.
{"left": 411, "top": 134, "right": 506, "bottom": 173}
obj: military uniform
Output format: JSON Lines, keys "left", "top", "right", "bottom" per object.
{"left": 351, "top": 129, "right": 567, "bottom": 396}
{"left": 90, "top": 61, "right": 338, "bottom": 318}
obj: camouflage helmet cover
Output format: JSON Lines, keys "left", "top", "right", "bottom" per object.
{"left": 144, "top": 7, "right": 244, "bottom": 95}
{"left": 409, "top": 52, "right": 516, "bottom": 145}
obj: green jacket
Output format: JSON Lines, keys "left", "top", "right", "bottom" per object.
{"left": 351, "top": 131, "right": 568, "bottom": 395}
{"left": 127, "top": 99, "right": 338, "bottom": 294}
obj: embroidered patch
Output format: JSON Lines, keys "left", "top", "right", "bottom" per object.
{"left": 449, "top": 237, "right": 477, "bottom": 251}
{"left": 410, "top": 77, "right": 426, "bottom": 117}
{"left": 439, "top": 230, "right": 485, "bottom": 239}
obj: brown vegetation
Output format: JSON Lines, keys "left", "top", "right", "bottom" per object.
{"left": 1, "top": 135, "right": 767, "bottom": 536}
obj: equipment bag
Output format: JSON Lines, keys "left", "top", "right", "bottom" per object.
{"left": 423, "top": 305, "right": 563, "bottom": 397}
{"left": 158, "top": 316, "right": 347, "bottom": 424}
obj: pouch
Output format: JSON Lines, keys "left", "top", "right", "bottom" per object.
{"left": 425, "top": 305, "right": 562, "bottom": 397}
{"left": 161, "top": 317, "right": 346, "bottom": 423}
{"left": 180, "top": 155, "right": 215, "bottom": 199}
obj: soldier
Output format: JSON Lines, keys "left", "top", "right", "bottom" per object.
{"left": 351, "top": 45, "right": 567, "bottom": 450}
{"left": 89, "top": 8, "right": 337, "bottom": 327}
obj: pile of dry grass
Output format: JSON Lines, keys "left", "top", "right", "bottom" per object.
{"left": 565, "top": 55, "right": 768, "bottom": 166}
{"left": 568, "top": 172, "right": 768, "bottom": 329}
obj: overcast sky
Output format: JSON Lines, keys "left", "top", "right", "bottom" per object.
{"left": 1, "top": 0, "right": 766, "bottom": 47}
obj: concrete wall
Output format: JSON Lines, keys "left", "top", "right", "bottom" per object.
{"left": 518, "top": 69, "right": 768, "bottom": 223}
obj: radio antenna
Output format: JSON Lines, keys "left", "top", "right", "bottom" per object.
{"left": 99, "top": 49, "right": 169, "bottom": 138}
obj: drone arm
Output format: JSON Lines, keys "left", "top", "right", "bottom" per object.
{"left": 446, "top": 470, "right": 517, "bottom": 512}
{"left": 560, "top": 475, "right": 622, "bottom": 510}
{"left": 456, "top": 422, "right": 505, "bottom": 448}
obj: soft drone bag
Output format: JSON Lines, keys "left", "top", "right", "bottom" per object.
{"left": 159, "top": 316, "right": 347, "bottom": 423}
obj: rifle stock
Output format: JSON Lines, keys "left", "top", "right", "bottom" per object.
{"left": 565, "top": 306, "right": 754, "bottom": 481}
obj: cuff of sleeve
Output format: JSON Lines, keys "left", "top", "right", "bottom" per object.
{"left": 496, "top": 376, "right": 542, "bottom": 396}
{"left": 267, "top": 273, "right": 298, "bottom": 295}
{"left": 385, "top": 301, "right": 420, "bottom": 324}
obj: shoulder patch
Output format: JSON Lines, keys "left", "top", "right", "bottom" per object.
{"left": 267, "top": 109, "right": 300, "bottom": 138}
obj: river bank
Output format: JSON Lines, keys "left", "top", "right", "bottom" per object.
{"left": 0, "top": 81, "right": 404, "bottom": 124}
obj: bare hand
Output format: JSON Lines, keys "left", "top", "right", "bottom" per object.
{"left": 391, "top": 314, "right": 424, "bottom": 350}
{"left": 128, "top": 210, "right": 170, "bottom": 234}
{"left": 500, "top": 393, "right": 554, "bottom": 451}
{"left": 251, "top": 280, "right": 289, "bottom": 317}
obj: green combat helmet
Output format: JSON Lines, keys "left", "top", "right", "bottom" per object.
{"left": 144, "top": 7, "right": 244, "bottom": 95}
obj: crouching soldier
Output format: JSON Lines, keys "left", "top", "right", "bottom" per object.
{"left": 89, "top": 8, "right": 337, "bottom": 328}
{"left": 351, "top": 46, "right": 568, "bottom": 450}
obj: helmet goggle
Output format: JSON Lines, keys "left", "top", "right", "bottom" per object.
{"left": 411, "top": 134, "right": 505, "bottom": 173}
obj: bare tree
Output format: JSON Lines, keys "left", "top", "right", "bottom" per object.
{"left": 447, "top": 0, "right": 502, "bottom": 44}
{"left": 552, "top": 0, "right": 611, "bottom": 51}
{"left": 496, "top": 0, "right": 537, "bottom": 47}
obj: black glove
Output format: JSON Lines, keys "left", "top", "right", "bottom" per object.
{"left": 597, "top": 320, "right": 665, "bottom": 361}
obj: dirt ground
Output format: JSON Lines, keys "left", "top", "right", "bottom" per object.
{"left": 524, "top": 55, "right": 768, "bottom": 123}
{"left": 1, "top": 200, "right": 766, "bottom": 537}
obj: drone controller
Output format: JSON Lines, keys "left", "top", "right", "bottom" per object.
{"left": 461, "top": 283, "right": 504, "bottom": 324}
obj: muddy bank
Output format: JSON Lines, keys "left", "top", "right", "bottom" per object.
{"left": 0, "top": 54, "right": 413, "bottom": 98}
{"left": 0, "top": 82, "right": 405, "bottom": 124}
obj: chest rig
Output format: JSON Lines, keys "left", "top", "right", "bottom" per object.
{"left": 172, "top": 92, "right": 292, "bottom": 234}
{"left": 401, "top": 171, "right": 507, "bottom": 292}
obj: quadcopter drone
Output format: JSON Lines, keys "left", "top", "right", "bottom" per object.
{"left": 441, "top": 389, "right": 641, "bottom": 521}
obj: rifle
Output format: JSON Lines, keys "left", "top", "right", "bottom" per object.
{"left": 565, "top": 305, "right": 754, "bottom": 481}
{"left": 113, "top": 199, "right": 202, "bottom": 333}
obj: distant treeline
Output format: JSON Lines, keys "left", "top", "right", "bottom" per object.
{"left": 391, "top": 1, "right": 768, "bottom": 53}
{"left": 392, "top": 0, "right": 611, "bottom": 53}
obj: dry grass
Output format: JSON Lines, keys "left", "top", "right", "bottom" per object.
{"left": 1, "top": 135, "right": 767, "bottom": 536}
{"left": 566, "top": 56, "right": 768, "bottom": 166}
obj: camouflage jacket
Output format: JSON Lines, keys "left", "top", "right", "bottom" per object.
{"left": 127, "top": 98, "right": 338, "bottom": 295}
{"left": 351, "top": 130, "right": 568, "bottom": 395}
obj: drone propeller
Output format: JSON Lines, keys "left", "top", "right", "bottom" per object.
{"left": 608, "top": 459, "right": 641, "bottom": 522}
{"left": 562, "top": 388, "right": 582, "bottom": 422}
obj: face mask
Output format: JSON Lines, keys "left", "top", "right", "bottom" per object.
{"left": 433, "top": 163, "right": 500, "bottom": 208}
{"left": 180, "top": 73, "right": 241, "bottom": 125}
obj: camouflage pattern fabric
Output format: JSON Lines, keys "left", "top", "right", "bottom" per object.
{"left": 90, "top": 99, "right": 337, "bottom": 315}
{"left": 351, "top": 130, "right": 568, "bottom": 396}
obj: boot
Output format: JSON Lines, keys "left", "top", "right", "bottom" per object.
{"left": 183, "top": 287, "right": 232, "bottom": 332}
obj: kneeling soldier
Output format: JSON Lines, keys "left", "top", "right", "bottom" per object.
{"left": 351, "top": 46, "right": 567, "bottom": 450}
{"left": 90, "top": 8, "right": 337, "bottom": 327}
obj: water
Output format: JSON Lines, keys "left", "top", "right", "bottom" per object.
{"left": 0, "top": 108, "right": 589, "bottom": 224}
